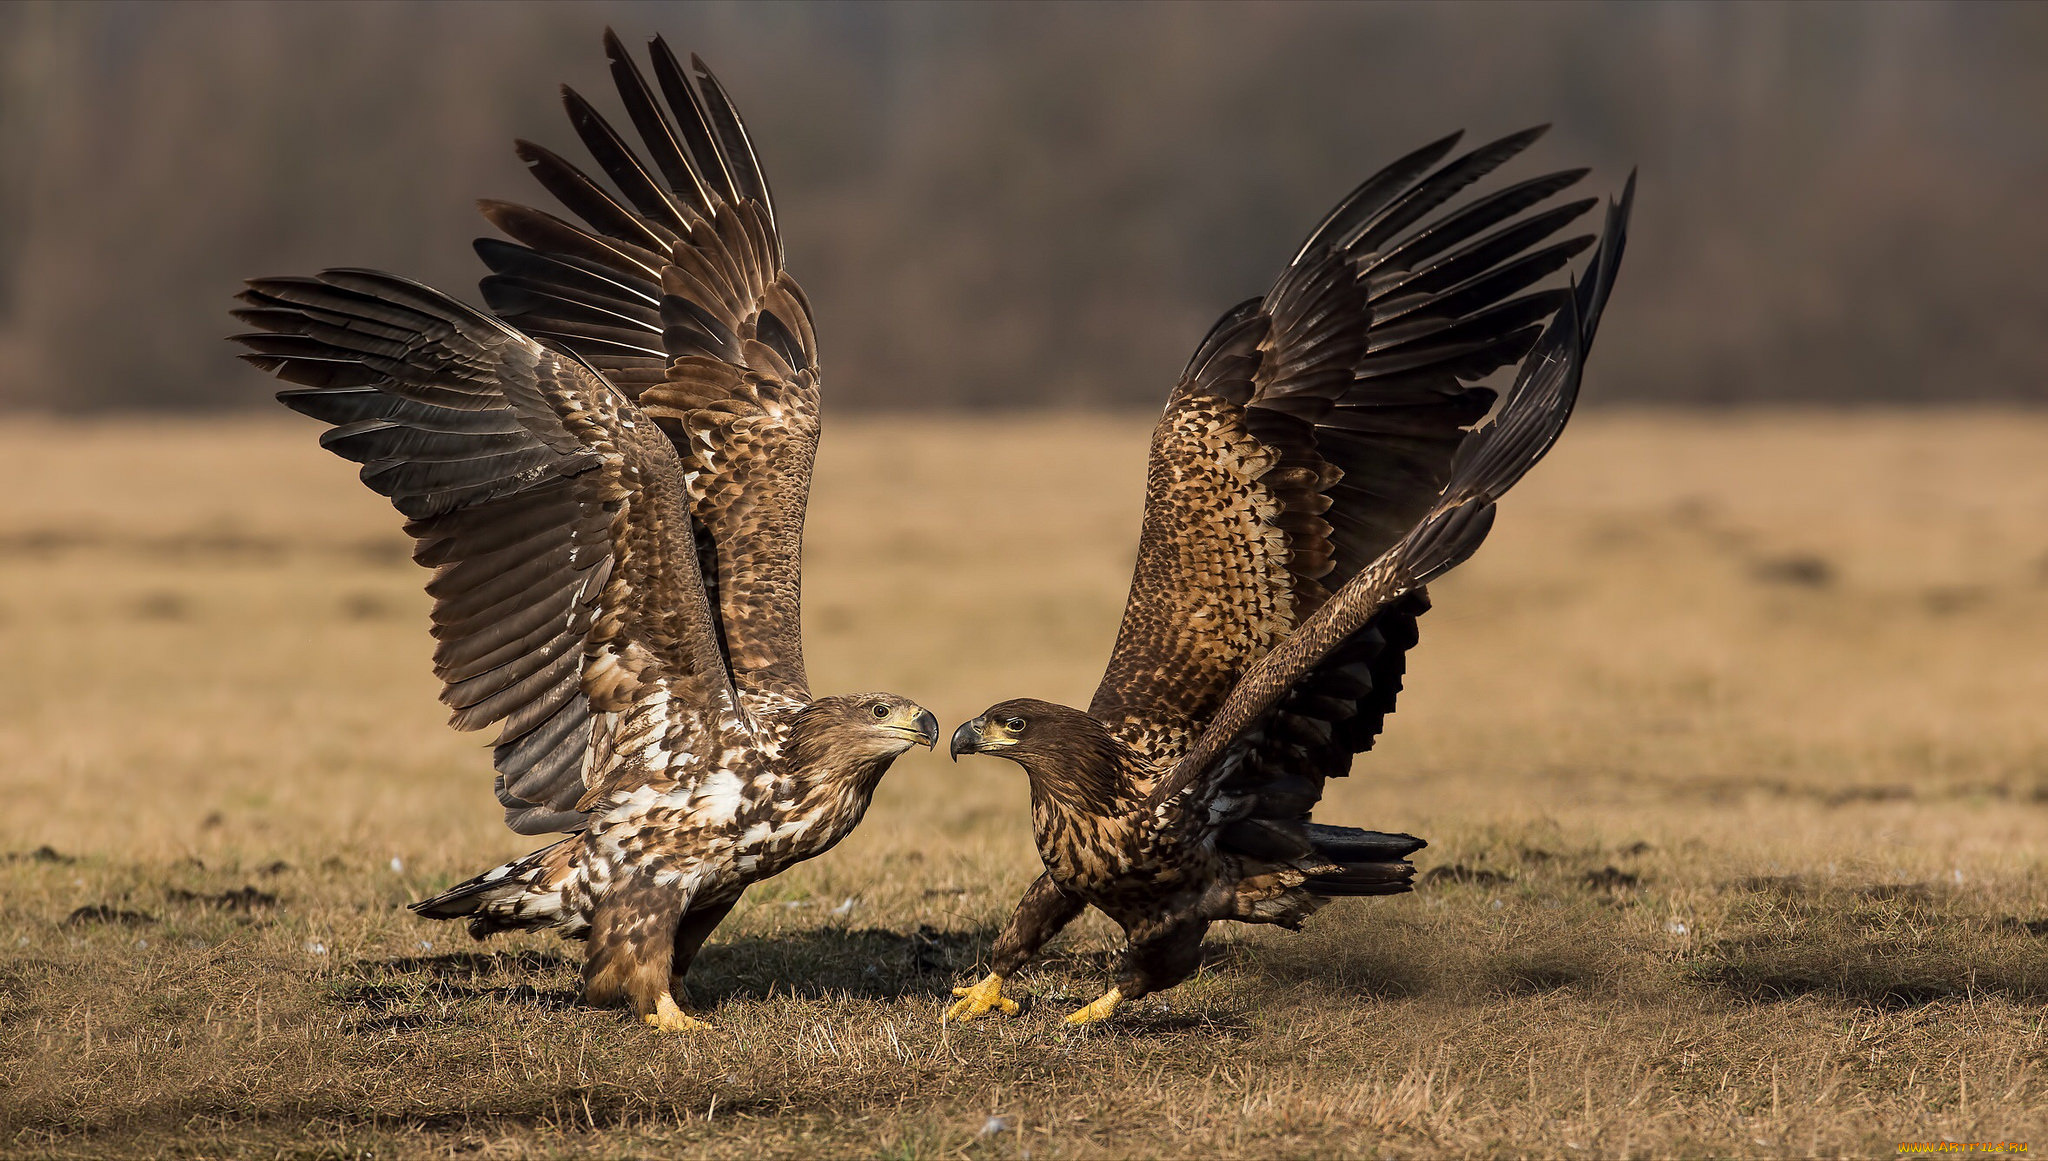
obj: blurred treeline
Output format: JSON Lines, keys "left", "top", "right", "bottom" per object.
{"left": 0, "top": 0, "right": 2043, "bottom": 412}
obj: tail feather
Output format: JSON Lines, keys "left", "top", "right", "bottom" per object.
{"left": 1227, "top": 821, "right": 1426, "bottom": 926}
{"left": 410, "top": 836, "right": 583, "bottom": 939}
{"left": 1304, "top": 823, "right": 1426, "bottom": 862}
{"left": 1306, "top": 862, "right": 1419, "bottom": 898}
{"left": 1304, "top": 823, "right": 1425, "bottom": 898}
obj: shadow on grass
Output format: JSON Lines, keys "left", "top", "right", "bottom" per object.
{"left": 1084, "top": 1008, "right": 1257, "bottom": 1038}
{"left": 369, "top": 949, "right": 577, "bottom": 978}
{"left": 335, "top": 910, "right": 1645, "bottom": 1030}
{"left": 1687, "top": 940, "right": 2048, "bottom": 1011}
{"left": 16, "top": 1088, "right": 799, "bottom": 1148}
{"left": 334, "top": 923, "right": 1301, "bottom": 1038}
{"left": 336, "top": 951, "right": 584, "bottom": 1031}
{"left": 691, "top": 923, "right": 999, "bottom": 1003}
{"left": 334, "top": 926, "right": 1002, "bottom": 1027}
{"left": 1490, "top": 956, "right": 1593, "bottom": 996}
{"left": 1233, "top": 937, "right": 1432, "bottom": 999}
{"left": 1689, "top": 878, "right": 2048, "bottom": 1011}
{"left": 1236, "top": 902, "right": 1632, "bottom": 1003}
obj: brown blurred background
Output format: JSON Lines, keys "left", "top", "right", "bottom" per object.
{"left": 0, "top": 0, "right": 2042, "bottom": 412}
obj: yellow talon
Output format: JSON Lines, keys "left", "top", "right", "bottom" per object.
{"left": 644, "top": 992, "right": 712, "bottom": 1032}
{"left": 1063, "top": 987, "right": 1123, "bottom": 1026}
{"left": 944, "top": 972, "right": 1020, "bottom": 1022}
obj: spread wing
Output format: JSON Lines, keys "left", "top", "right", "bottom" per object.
{"left": 473, "top": 31, "right": 818, "bottom": 704}
{"left": 233, "top": 269, "right": 738, "bottom": 835}
{"left": 1091, "top": 128, "right": 1607, "bottom": 766}
{"left": 1152, "top": 173, "right": 1635, "bottom": 819}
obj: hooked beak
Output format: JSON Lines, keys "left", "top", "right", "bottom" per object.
{"left": 912, "top": 707, "right": 940, "bottom": 749}
{"left": 949, "top": 717, "right": 984, "bottom": 762}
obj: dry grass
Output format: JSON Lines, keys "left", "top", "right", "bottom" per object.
{"left": 2, "top": 411, "right": 2046, "bottom": 1158}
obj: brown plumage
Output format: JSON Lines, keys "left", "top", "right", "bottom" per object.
{"left": 949, "top": 131, "right": 1634, "bottom": 1026}
{"left": 230, "top": 33, "right": 936, "bottom": 1031}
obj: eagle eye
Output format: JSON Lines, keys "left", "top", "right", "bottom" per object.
{"left": 1004, "top": 716, "right": 1026, "bottom": 733}
{"left": 870, "top": 702, "right": 890, "bottom": 719}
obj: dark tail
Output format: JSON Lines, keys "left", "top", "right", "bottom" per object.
{"left": 1303, "top": 823, "right": 1427, "bottom": 897}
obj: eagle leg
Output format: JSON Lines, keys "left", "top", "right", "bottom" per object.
{"left": 668, "top": 895, "right": 739, "bottom": 1012}
{"left": 1100, "top": 915, "right": 1208, "bottom": 1017}
{"left": 944, "top": 872, "right": 1086, "bottom": 1023}
{"left": 584, "top": 876, "right": 703, "bottom": 1029}
{"left": 944, "top": 973, "right": 1020, "bottom": 1022}
{"left": 1062, "top": 986, "right": 1123, "bottom": 1026}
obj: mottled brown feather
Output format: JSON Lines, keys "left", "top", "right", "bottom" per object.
{"left": 476, "top": 31, "right": 820, "bottom": 705}
{"left": 1157, "top": 171, "right": 1634, "bottom": 812}
{"left": 232, "top": 269, "right": 736, "bottom": 835}
{"left": 1093, "top": 130, "right": 1611, "bottom": 805}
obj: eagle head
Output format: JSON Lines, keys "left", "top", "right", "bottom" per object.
{"left": 791, "top": 694, "right": 940, "bottom": 766}
{"left": 951, "top": 699, "right": 1128, "bottom": 810}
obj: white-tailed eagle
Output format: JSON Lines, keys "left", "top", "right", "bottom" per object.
{"left": 232, "top": 32, "right": 936, "bottom": 1032}
{"left": 948, "top": 130, "right": 1633, "bottom": 1025}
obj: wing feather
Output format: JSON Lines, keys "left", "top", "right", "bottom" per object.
{"left": 233, "top": 268, "right": 737, "bottom": 835}
{"left": 1151, "top": 171, "right": 1634, "bottom": 815}
{"left": 478, "top": 32, "right": 819, "bottom": 704}
{"left": 1091, "top": 131, "right": 1607, "bottom": 758}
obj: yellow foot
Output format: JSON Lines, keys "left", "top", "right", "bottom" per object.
{"left": 944, "top": 972, "right": 1020, "bottom": 1023}
{"left": 643, "top": 992, "right": 712, "bottom": 1032}
{"left": 1063, "top": 987, "right": 1123, "bottom": 1026}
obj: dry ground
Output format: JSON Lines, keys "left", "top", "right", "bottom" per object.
{"left": 1, "top": 411, "right": 2046, "bottom": 1158}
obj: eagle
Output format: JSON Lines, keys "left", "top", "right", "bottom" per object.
{"left": 231, "top": 32, "right": 938, "bottom": 1032}
{"left": 948, "top": 130, "right": 1633, "bottom": 1025}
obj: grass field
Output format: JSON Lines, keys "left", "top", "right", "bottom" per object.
{"left": 2, "top": 411, "right": 2046, "bottom": 1158}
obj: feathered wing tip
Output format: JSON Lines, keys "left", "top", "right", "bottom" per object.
{"left": 229, "top": 270, "right": 613, "bottom": 837}
{"left": 1288, "top": 128, "right": 1565, "bottom": 266}
{"left": 1400, "top": 169, "right": 1634, "bottom": 586}
{"left": 1099, "top": 128, "right": 1614, "bottom": 738}
{"left": 1573, "top": 168, "right": 1635, "bottom": 356}
{"left": 1289, "top": 130, "right": 1466, "bottom": 265}
{"left": 1288, "top": 124, "right": 1564, "bottom": 270}
{"left": 475, "top": 30, "right": 822, "bottom": 709}
{"left": 230, "top": 266, "right": 754, "bottom": 838}
{"left": 488, "top": 30, "right": 777, "bottom": 259}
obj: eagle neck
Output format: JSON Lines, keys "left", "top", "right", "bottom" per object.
{"left": 1017, "top": 721, "right": 1146, "bottom": 819}
{"left": 779, "top": 703, "right": 900, "bottom": 803}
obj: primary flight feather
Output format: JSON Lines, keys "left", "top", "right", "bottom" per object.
{"left": 231, "top": 31, "right": 936, "bottom": 1032}
{"left": 949, "top": 129, "right": 1634, "bottom": 1026}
